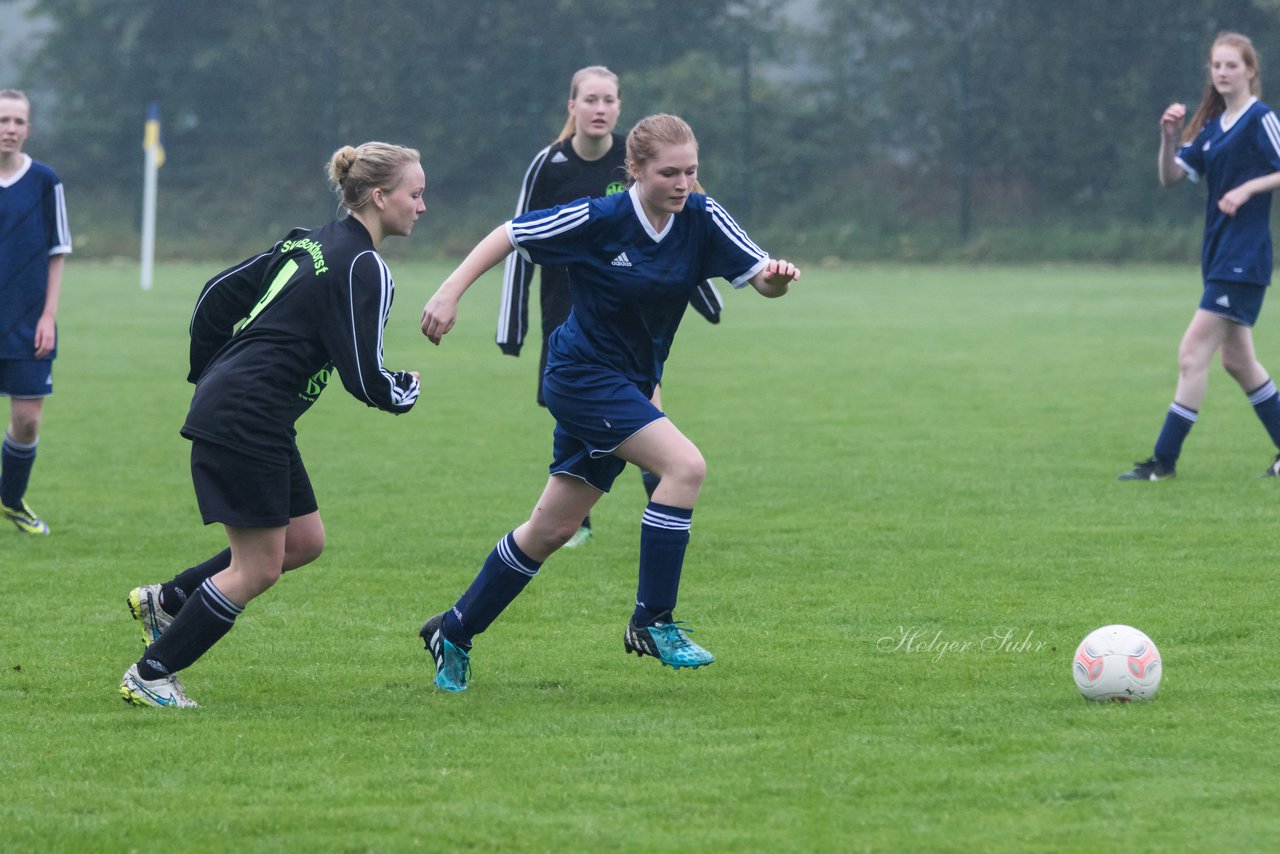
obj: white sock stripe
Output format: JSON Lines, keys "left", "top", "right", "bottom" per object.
{"left": 642, "top": 509, "right": 692, "bottom": 531}
{"left": 2, "top": 434, "right": 38, "bottom": 452}
{"left": 1248, "top": 380, "right": 1278, "bottom": 405}
{"left": 1168, "top": 402, "right": 1198, "bottom": 422}
{"left": 199, "top": 579, "right": 243, "bottom": 621}
{"left": 497, "top": 534, "right": 539, "bottom": 577}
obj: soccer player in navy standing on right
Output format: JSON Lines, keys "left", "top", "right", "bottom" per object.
{"left": 0, "top": 89, "right": 71, "bottom": 534}
{"left": 1120, "top": 32, "right": 1280, "bottom": 481}
{"left": 418, "top": 114, "right": 799, "bottom": 692}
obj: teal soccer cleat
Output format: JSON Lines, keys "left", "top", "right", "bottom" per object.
{"left": 420, "top": 612, "right": 471, "bottom": 692}
{"left": 624, "top": 613, "right": 715, "bottom": 670}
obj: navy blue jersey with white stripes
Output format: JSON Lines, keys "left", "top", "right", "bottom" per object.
{"left": 496, "top": 135, "right": 723, "bottom": 357}
{"left": 1176, "top": 98, "right": 1280, "bottom": 286}
{"left": 182, "top": 216, "right": 419, "bottom": 461}
{"left": 0, "top": 155, "right": 71, "bottom": 359}
{"left": 507, "top": 185, "right": 766, "bottom": 391}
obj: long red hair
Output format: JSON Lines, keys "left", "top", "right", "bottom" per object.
{"left": 1184, "top": 32, "right": 1262, "bottom": 144}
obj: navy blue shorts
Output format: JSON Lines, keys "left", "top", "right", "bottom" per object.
{"left": 542, "top": 363, "right": 664, "bottom": 493}
{"left": 189, "top": 439, "right": 318, "bottom": 528}
{"left": 1201, "top": 281, "right": 1266, "bottom": 327}
{"left": 0, "top": 359, "right": 53, "bottom": 398}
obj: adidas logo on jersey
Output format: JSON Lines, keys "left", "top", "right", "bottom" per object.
{"left": 551, "top": 151, "right": 569, "bottom": 163}
{"left": 1216, "top": 294, "right": 1231, "bottom": 308}
{"left": 611, "top": 252, "right": 633, "bottom": 267}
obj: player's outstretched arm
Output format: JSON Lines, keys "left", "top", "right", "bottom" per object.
{"left": 422, "top": 224, "right": 516, "bottom": 345}
{"left": 749, "top": 258, "right": 800, "bottom": 298}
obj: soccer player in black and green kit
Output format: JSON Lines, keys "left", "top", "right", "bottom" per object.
{"left": 119, "top": 142, "right": 424, "bottom": 708}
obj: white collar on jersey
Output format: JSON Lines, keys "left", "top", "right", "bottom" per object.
{"left": 0, "top": 153, "right": 32, "bottom": 188}
{"left": 1220, "top": 96, "right": 1258, "bottom": 132}
{"left": 629, "top": 183, "right": 675, "bottom": 243}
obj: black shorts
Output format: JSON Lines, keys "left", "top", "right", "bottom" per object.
{"left": 190, "top": 439, "right": 318, "bottom": 528}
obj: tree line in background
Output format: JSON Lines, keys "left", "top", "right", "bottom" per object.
{"left": 12, "top": 0, "right": 1280, "bottom": 262}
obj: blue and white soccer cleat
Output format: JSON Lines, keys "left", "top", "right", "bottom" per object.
{"left": 119, "top": 663, "right": 198, "bottom": 708}
{"left": 127, "top": 584, "right": 173, "bottom": 645}
{"left": 419, "top": 613, "right": 471, "bottom": 692}
{"left": 624, "top": 613, "right": 715, "bottom": 670}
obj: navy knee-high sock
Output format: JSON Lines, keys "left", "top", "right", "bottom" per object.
{"left": 160, "top": 549, "right": 233, "bottom": 616}
{"left": 443, "top": 532, "right": 542, "bottom": 648}
{"left": 0, "top": 434, "right": 37, "bottom": 509}
{"left": 633, "top": 502, "right": 693, "bottom": 627}
{"left": 136, "top": 578, "right": 242, "bottom": 680}
{"left": 1153, "top": 402, "right": 1198, "bottom": 465}
{"left": 1247, "top": 379, "right": 1280, "bottom": 449}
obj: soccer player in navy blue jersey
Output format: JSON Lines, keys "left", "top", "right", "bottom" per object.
{"left": 498, "top": 66, "right": 723, "bottom": 546}
{"left": 119, "top": 142, "right": 424, "bottom": 708}
{"left": 0, "top": 89, "right": 71, "bottom": 535}
{"left": 418, "top": 114, "right": 799, "bottom": 691}
{"left": 1119, "top": 32, "right": 1280, "bottom": 482}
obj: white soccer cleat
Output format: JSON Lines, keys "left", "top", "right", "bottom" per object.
{"left": 127, "top": 584, "right": 174, "bottom": 644}
{"left": 119, "top": 663, "right": 198, "bottom": 709}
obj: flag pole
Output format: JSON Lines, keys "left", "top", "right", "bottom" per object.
{"left": 140, "top": 143, "right": 157, "bottom": 291}
{"left": 140, "top": 103, "right": 163, "bottom": 291}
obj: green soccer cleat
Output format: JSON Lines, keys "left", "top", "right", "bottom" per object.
{"left": 127, "top": 584, "right": 174, "bottom": 645}
{"left": 419, "top": 612, "right": 471, "bottom": 692}
{"left": 2, "top": 499, "right": 49, "bottom": 534}
{"left": 119, "top": 664, "right": 198, "bottom": 709}
{"left": 624, "top": 613, "right": 715, "bottom": 670}
{"left": 563, "top": 525, "right": 593, "bottom": 549}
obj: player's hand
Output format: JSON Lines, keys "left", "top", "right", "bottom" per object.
{"left": 421, "top": 294, "right": 458, "bottom": 345}
{"left": 1219, "top": 185, "right": 1252, "bottom": 217}
{"left": 33, "top": 315, "right": 56, "bottom": 359}
{"left": 1160, "top": 103, "right": 1186, "bottom": 141}
{"left": 763, "top": 259, "right": 800, "bottom": 286}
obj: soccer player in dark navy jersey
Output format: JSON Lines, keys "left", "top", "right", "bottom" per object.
{"left": 417, "top": 114, "right": 799, "bottom": 692}
{"left": 119, "top": 142, "right": 424, "bottom": 708}
{"left": 497, "top": 66, "right": 722, "bottom": 546}
{"left": 0, "top": 89, "right": 71, "bottom": 535}
{"left": 1119, "top": 32, "right": 1280, "bottom": 481}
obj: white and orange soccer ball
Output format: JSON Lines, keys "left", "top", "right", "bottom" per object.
{"left": 1072, "top": 624, "right": 1162, "bottom": 702}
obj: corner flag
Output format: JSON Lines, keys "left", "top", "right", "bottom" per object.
{"left": 143, "top": 102, "right": 165, "bottom": 168}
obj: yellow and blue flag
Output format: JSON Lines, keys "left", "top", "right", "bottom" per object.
{"left": 143, "top": 102, "right": 165, "bottom": 168}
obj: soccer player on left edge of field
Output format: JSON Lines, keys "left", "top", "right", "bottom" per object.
{"left": 118, "top": 142, "right": 423, "bottom": 709}
{"left": 417, "top": 113, "right": 799, "bottom": 692}
{"left": 0, "top": 89, "right": 71, "bottom": 535}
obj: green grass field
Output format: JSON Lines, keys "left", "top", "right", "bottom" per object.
{"left": 3, "top": 260, "right": 1279, "bottom": 851}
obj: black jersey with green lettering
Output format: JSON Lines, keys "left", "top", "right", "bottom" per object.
{"left": 182, "top": 216, "right": 418, "bottom": 461}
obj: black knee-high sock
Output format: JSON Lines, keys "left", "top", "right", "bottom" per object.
{"left": 136, "top": 578, "right": 242, "bottom": 680}
{"left": 160, "top": 549, "right": 232, "bottom": 616}
{"left": 0, "top": 434, "right": 37, "bottom": 509}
